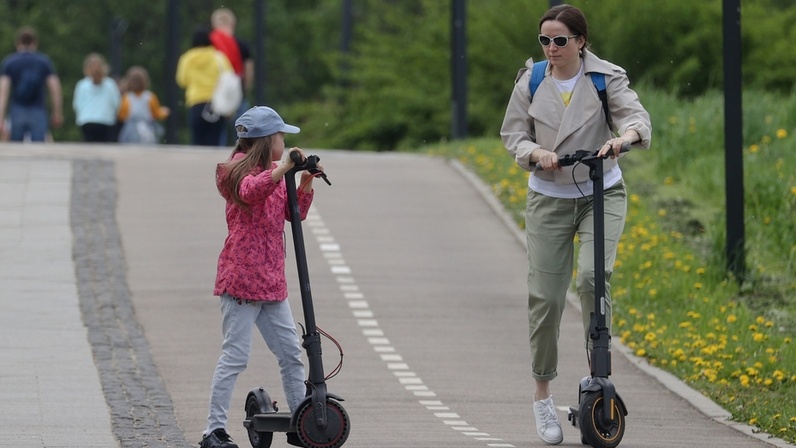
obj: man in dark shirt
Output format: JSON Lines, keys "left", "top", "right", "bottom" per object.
{"left": 0, "top": 26, "right": 63, "bottom": 142}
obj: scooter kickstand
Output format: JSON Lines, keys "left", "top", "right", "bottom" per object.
{"left": 567, "top": 406, "right": 579, "bottom": 427}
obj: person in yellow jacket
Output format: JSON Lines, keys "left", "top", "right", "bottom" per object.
{"left": 176, "top": 27, "right": 232, "bottom": 146}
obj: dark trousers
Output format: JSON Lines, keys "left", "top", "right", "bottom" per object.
{"left": 81, "top": 123, "right": 116, "bottom": 143}
{"left": 189, "top": 103, "right": 227, "bottom": 147}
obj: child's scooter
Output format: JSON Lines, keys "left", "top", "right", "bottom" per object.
{"left": 536, "top": 142, "right": 631, "bottom": 448}
{"left": 243, "top": 152, "right": 350, "bottom": 448}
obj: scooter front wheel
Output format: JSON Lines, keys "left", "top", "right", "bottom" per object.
{"left": 296, "top": 399, "right": 350, "bottom": 448}
{"left": 578, "top": 391, "right": 625, "bottom": 448}
{"left": 245, "top": 394, "right": 274, "bottom": 448}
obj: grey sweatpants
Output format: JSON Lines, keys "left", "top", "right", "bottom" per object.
{"left": 206, "top": 294, "right": 306, "bottom": 433}
{"left": 524, "top": 181, "right": 627, "bottom": 381}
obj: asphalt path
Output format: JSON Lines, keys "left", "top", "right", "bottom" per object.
{"left": 2, "top": 144, "right": 783, "bottom": 448}
{"left": 113, "top": 147, "right": 779, "bottom": 448}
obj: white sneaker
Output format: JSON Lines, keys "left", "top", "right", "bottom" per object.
{"left": 533, "top": 395, "right": 563, "bottom": 445}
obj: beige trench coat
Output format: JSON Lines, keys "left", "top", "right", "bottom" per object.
{"left": 500, "top": 49, "right": 652, "bottom": 185}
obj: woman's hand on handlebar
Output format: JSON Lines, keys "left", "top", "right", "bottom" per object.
{"left": 599, "top": 130, "right": 641, "bottom": 159}
{"left": 535, "top": 149, "right": 560, "bottom": 171}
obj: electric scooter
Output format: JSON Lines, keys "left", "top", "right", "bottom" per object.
{"left": 536, "top": 142, "right": 631, "bottom": 448}
{"left": 243, "top": 152, "right": 350, "bottom": 448}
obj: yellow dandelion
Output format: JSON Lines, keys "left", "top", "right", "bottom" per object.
{"left": 727, "top": 314, "right": 737, "bottom": 324}
{"left": 762, "top": 135, "right": 772, "bottom": 144}
{"left": 636, "top": 348, "right": 646, "bottom": 357}
{"left": 658, "top": 209, "right": 667, "bottom": 217}
{"left": 694, "top": 282, "right": 703, "bottom": 290}
{"left": 630, "top": 194, "right": 640, "bottom": 204}
{"left": 749, "top": 417, "right": 758, "bottom": 425}
{"left": 664, "top": 176, "right": 674, "bottom": 186}
{"left": 749, "top": 144, "right": 760, "bottom": 153}
{"left": 791, "top": 186, "right": 796, "bottom": 196}
{"left": 776, "top": 128, "right": 787, "bottom": 139}
{"left": 696, "top": 267, "right": 705, "bottom": 275}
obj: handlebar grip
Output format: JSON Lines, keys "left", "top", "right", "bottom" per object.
{"left": 289, "top": 150, "right": 304, "bottom": 164}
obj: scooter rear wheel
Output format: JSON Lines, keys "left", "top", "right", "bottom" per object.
{"left": 578, "top": 391, "right": 625, "bottom": 448}
{"left": 296, "top": 399, "right": 350, "bottom": 448}
{"left": 245, "top": 394, "right": 274, "bottom": 448}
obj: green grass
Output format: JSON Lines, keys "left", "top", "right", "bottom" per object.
{"left": 417, "top": 87, "right": 796, "bottom": 443}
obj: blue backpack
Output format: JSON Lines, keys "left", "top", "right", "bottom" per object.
{"left": 529, "top": 60, "right": 614, "bottom": 131}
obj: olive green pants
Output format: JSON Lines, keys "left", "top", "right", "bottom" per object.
{"left": 525, "top": 181, "right": 626, "bottom": 381}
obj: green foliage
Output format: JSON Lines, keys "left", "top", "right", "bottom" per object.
{"left": 2, "top": 0, "right": 796, "bottom": 148}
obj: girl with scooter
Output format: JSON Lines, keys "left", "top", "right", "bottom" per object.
{"left": 500, "top": 4, "right": 651, "bottom": 445}
{"left": 201, "top": 106, "right": 322, "bottom": 448}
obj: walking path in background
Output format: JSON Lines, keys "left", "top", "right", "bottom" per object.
{"left": 0, "top": 143, "right": 791, "bottom": 448}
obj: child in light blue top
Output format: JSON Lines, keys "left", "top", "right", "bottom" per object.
{"left": 73, "top": 53, "right": 120, "bottom": 142}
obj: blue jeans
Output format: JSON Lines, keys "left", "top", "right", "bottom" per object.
{"left": 206, "top": 294, "right": 306, "bottom": 433}
{"left": 9, "top": 104, "right": 48, "bottom": 142}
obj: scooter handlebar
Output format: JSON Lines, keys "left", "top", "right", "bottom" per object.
{"left": 289, "top": 151, "right": 332, "bottom": 186}
{"left": 534, "top": 141, "right": 632, "bottom": 171}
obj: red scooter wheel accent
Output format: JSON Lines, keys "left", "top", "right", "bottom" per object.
{"left": 296, "top": 399, "right": 350, "bottom": 448}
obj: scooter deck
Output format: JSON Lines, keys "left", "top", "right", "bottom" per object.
{"left": 244, "top": 412, "right": 293, "bottom": 433}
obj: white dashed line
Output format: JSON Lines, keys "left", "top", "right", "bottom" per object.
{"left": 305, "top": 209, "right": 515, "bottom": 447}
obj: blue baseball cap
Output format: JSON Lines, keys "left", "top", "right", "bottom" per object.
{"left": 235, "top": 106, "right": 300, "bottom": 138}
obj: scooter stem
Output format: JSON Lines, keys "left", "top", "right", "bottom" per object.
{"left": 285, "top": 164, "right": 329, "bottom": 427}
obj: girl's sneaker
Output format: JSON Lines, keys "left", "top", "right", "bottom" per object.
{"left": 199, "top": 428, "right": 238, "bottom": 448}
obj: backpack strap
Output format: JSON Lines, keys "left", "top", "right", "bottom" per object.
{"left": 529, "top": 60, "right": 548, "bottom": 99}
{"left": 590, "top": 72, "right": 614, "bottom": 132}
{"left": 528, "top": 60, "right": 614, "bottom": 132}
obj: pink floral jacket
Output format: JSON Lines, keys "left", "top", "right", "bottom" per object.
{"left": 214, "top": 161, "right": 314, "bottom": 301}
